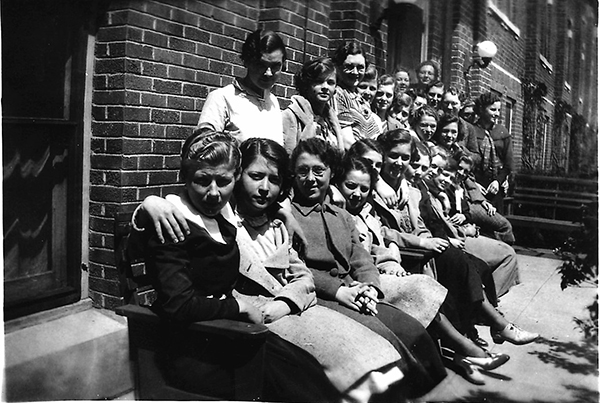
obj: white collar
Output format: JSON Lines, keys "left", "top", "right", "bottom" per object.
{"left": 165, "top": 193, "right": 238, "bottom": 243}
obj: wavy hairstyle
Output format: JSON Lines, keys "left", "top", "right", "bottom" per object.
{"left": 180, "top": 130, "right": 241, "bottom": 181}
{"left": 294, "top": 57, "right": 336, "bottom": 96}
{"left": 377, "top": 128, "right": 418, "bottom": 162}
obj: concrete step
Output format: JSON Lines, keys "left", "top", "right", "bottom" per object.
{"left": 4, "top": 302, "right": 133, "bottom": 401}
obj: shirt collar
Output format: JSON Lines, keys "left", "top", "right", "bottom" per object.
{"left": 233, "top": 77, "right": 269, "bottom": 101}
{"left": 292, "top": 200, "right": 338, "bottom": 217}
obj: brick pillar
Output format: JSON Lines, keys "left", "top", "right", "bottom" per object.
{"left": 89, "top": 0, "right": 262, "bottom": 309}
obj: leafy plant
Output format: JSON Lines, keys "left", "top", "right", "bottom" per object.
{"left": 554, "top": 217, "right": 598, "bottom": 342}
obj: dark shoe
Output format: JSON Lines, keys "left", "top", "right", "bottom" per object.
{"left": 453, "top": 355, "right": 486, "bottom": 385}
{"left": 472, "top": 336, "right": 489, "bottom": 348}
{"left": 491, "top": 323, "right": 539, "bottom": 345}
{"left": 467, "top": 328, "right": 489, "bottom": 348}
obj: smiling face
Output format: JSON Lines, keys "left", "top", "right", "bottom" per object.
{"left": 238, "top": 156, "right": 282, "bottom": 216}
{"left": 416, "top": 114, "right": 437, "bottom": 141}
{"left": 427, "top": 85, "right": 444, "bottom": 108}
{"left": 374, "top": 84, "right": 395, "bottom": 113}
{"left": 418, "top": 64, "right": 436, "bottom": 85}
{"left": 305, "top": 71, "right": 337, "bottom": 108}
{"left": 440, "top": 122, "right": 459, "bottom": 148}
{"left": 424, "top": 154, "right": 446, "bottom": 182}
{"left": 381, "top": 143, "right": 412, "bottom": 182}
{"left": 357, "top": 78, "right": 378, "bottom": 103}
{"left": 339, "top": 53, "right": 366, "bottom": 90}
{"left": 431, "top": 168, "right": 455, "bottom": 193}
{"left": 293, "top": 152, "right": 331, "bottom": 204}
{"left": 481, "top": 101, "right": 502, "bottom": 126}
{"left": 395, "top": 71, "right": 410, "bottom": 93}
{"left": 245, "top": 49, "right": 284, "bottom": 93}
{"left": 339, "top": 169, "right": 372, "bottom": 215}
{"left": 186, "top": 162, "right": 238, "bottom": 217}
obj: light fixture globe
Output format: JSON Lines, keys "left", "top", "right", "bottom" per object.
{"left": 477, "top": 41, "right": 498, "bottom": 59}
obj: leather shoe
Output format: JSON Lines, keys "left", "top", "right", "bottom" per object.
{"left": 467, "top": 328, "right": 489, "bottom": 348}
{"left": 453, "top": 355, "right": 485, "bottom": 385}
{"left": 457, "top": 352, "right": 510, "bottom": 371}
{"left": 492, "top": 323, "right": 539, "bottom": 345}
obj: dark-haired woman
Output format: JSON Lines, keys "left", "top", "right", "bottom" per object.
{"left": 196, "top": 29, "right": 287, "bottom": 145}
{"left": 282, "top": 57, "right": 344, "bottom": 155}
{"left": 473, "top": 92, "right": 514, "bottom": 210}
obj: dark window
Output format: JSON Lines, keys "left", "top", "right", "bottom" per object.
{"left": 386, "top": 2, "right": 425, "bottom": 77}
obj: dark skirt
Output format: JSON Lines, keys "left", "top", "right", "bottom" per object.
{"left": 434, "top": 245, "right": 497, "bottom": 333}
{"left": 318, "top": 298, "right": 447, "bottom": 399}
{"left": 161, "top": 326, "right": 339, "bottom": 402}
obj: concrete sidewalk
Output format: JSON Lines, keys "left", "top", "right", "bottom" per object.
{"left": 420, "top": 254, "right": 599, "bottom": 403}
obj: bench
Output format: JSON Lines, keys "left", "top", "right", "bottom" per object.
{"left": 504, "top": 174, "right": 598, "bottom": 235}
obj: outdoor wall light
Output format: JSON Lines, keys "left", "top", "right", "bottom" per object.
{"left": 463, "top": 40, "right": 498, "bottom": 95}
{"left": 474, "top": 40, "right": 498, "bottom": 68}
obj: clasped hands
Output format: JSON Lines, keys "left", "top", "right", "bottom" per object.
{"left": 336, "top": 282, "right": 379, "bottom": 316}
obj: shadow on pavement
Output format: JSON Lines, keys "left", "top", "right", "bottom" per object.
{"left": 527, "top": 336, "right": 599, "bottom": 376}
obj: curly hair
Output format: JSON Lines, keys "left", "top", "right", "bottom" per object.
{"left": 332, "top": 40, "right": 367, "bottom": 67}
{"left": 474, "top": 91, "right": 502, "bottom": 114}
{"left": 415, "top": 60, "right": 439, "bottom": 80}
{"left": 294, "top": 57, "right": 336, "bottom": 96}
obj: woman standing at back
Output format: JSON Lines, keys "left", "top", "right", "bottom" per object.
{"left": 196, "top": 29, "right": 286, "bottom": 145}
{"left": 281, "top": 57, "right": 344, "bottom": 155}
{"left": 332, "top": 41, "right": 381, "bottom": 150}
{"left": 473, "top": 92, "right": 514, "bottom": 210}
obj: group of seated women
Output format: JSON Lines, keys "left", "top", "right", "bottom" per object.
{"left": 126, "top": 29, "right": 540, "bottom": 403}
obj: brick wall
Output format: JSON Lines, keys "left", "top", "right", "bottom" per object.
{"left": 88, "top": 0, "right": 381, "bottom": 308}
{"left": 90, "top": 0, "right": 268, "bottom": 308}
{"left": 87, "top": 0, "right": 596, "bottom": 309}
{"left": 486, "top": 2, "right": 526, "bottom": 172}
{"left": 328, "top": 0, "right": 388, "bottom": 71}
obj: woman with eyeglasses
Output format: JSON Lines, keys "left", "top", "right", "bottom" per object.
{"left": 195, "top": 29, "right": 286, "bottom": 145}
{"left": 332, "top": 41, "right": 381, "bottom": 150}
{"left": 289, "top": 137, "right": 447, "bottom": 399}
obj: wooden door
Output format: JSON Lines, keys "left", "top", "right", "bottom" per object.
{"left": 2, "top": 0, "right": 89, "bottom": 319}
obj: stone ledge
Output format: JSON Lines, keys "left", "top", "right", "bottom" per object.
{"left": 4, "top": 305, "right": 133, "bottom": 401}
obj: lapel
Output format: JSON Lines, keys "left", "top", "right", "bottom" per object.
{"left": 429, "top": 192, "right": 460, "bottom": 238}
{"left": 320, "top": 204, "right": 352, "bottom": 271}
{"left": 236, "top": 226, "right": 286, "bottom": 296}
